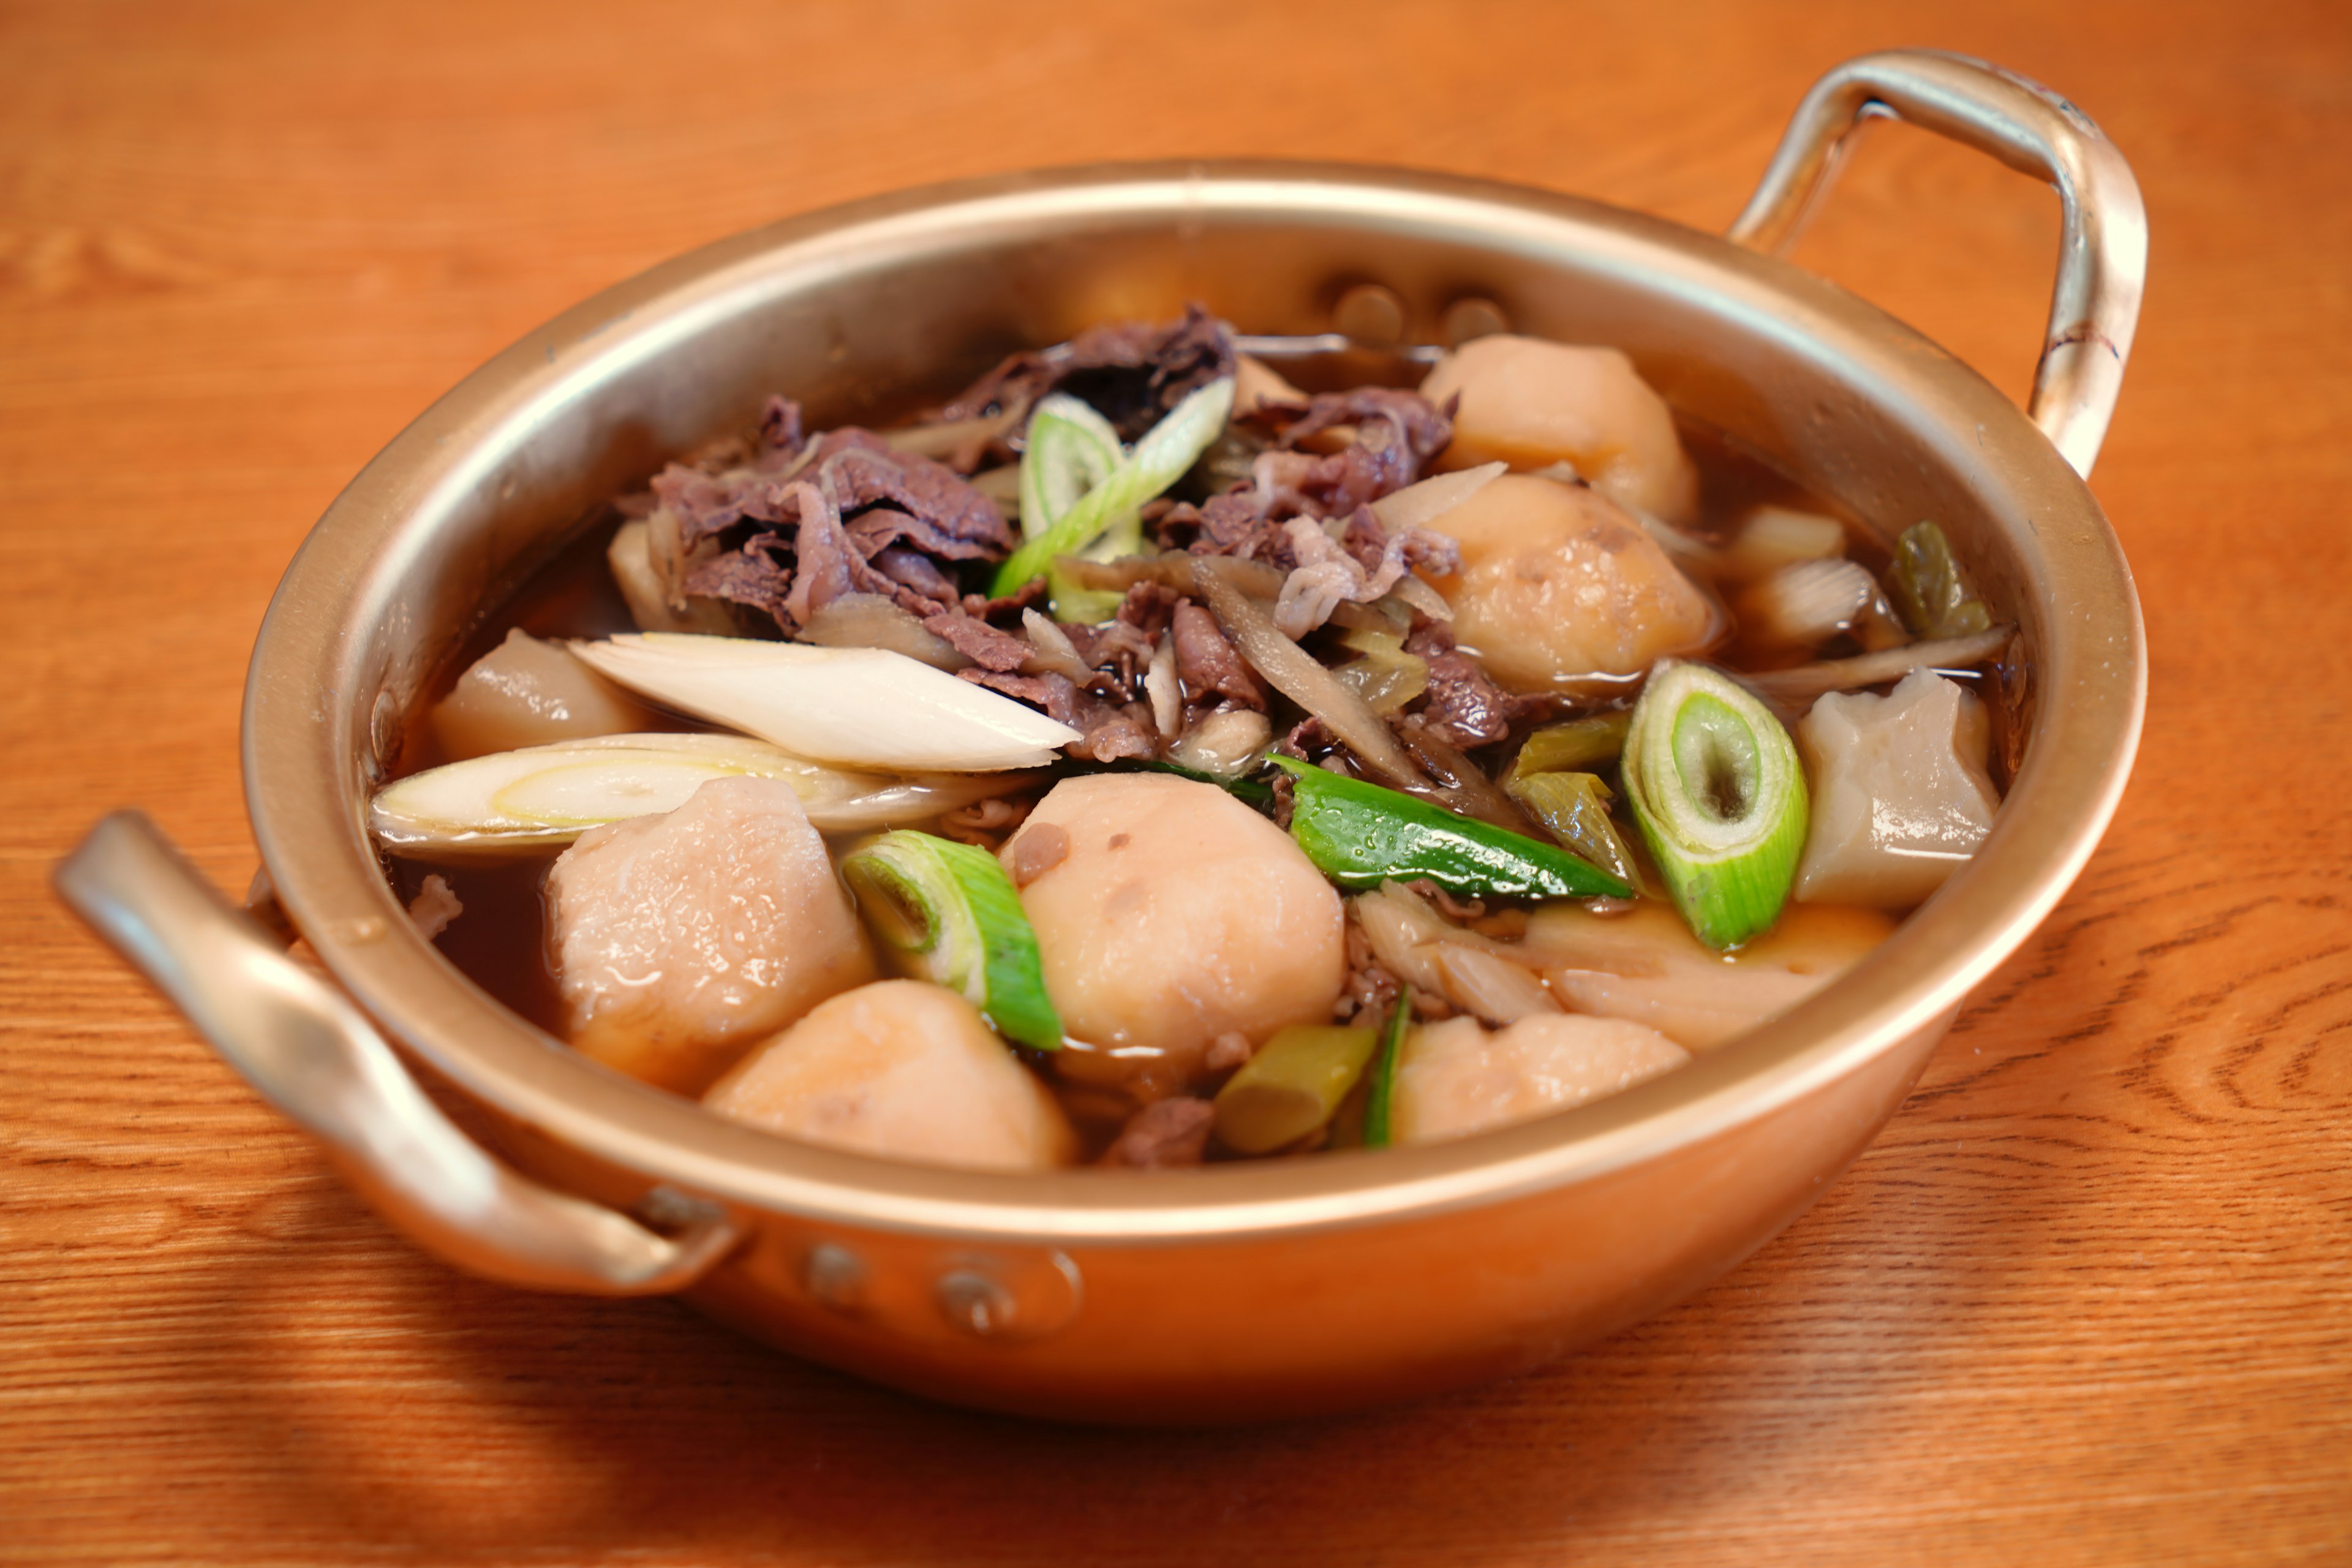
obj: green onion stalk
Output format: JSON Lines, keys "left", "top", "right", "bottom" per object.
{"left": 992, "top": 377, "right": 1235, "bottom": 619}
{"left": 1619, "top": 661, "right": 1809, "bottom": 950}
{"left": 840, "top": 830, "right": 1063, "bottom": 1050}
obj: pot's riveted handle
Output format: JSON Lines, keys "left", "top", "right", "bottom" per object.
{"left": 54, "top": 811, "right": 744, "bottom": 1295}
{"left": 1729, "top": 49, "right": 2147, "bottom": 478}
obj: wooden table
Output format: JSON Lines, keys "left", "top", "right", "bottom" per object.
{"left": 4, "top": 1, "right": 2346, "bottom": 1561}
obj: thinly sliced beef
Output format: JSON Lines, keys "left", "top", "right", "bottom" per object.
{"left": 959, "top": 670, "right": 1156, "bottom": 762}
{"left": 1102, "top": 1097, "right": 1216, "bottom": 1169}
{"left": 922, "top": 610, "right": 1032, "bottom": 673}
{"left": 930, "top": 305, "right": 1237, "bottom": 441}
{"left": 1406, "top": 623, "right": 1548, "bottom": 747}
{"left": 653, "top": 413, "right": 1015, "bottom": 635}
{"left": 1171, "top": 601, "right": 1266, "bottom": 710}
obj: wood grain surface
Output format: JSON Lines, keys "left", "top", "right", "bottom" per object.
{"left": 4, "top": 1, "right": 2348, "bottom": 1562}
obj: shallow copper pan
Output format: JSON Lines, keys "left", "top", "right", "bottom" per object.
{"left": 57, "top": 50, "right": 2145, "bottom": 1422}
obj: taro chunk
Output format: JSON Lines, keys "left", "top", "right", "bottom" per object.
{"left": 704, "top": 980, "right": 1076, "bottom": 1171}
{"left": 1003, "top": 774, "right": 1344, "bottom": 1088}
{"left": 431, "top": 628, "right": 658, "bottom": 761}
{"left": 1794, "top": 667, "right": 2000, "bottom": 909}
{"left": 1417, "top": 474, "right": 1716, "bottom": 690}
{"left": 1392, "top": 1013, "right": 1690, "bottom": 1144}
{"left": 1420, "top": 335, "right": 1700, "bottom": 524}
{"left": 546, "top": 775, "right": 875, "bottom": 1092}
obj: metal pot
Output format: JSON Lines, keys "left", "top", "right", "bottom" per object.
{"left": 57, "top": 50, "right": 2145, "bottom": 1422}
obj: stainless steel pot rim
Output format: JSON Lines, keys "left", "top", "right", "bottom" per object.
{"left": 246, "top": 158, "right": 2144, "bottom": 1245}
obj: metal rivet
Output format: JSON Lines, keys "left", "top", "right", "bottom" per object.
{"left": 1333, "top": 283, "right": 1406, "bottom": 349}
{"left": 1442, "top": 296, "right": 1510, "bottom": 346}
{"left": 936, "top": 1267, "right": 1019, "bottom": 1337}
{"left": 801, "top": 1242, "right": 868, "bottom": 1311}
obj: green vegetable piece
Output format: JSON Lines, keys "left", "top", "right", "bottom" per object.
{"left": 1268, "top": 755, "right": 1632, "bottom": 900}
{"left": 1888, "top": 521, "right": 1994, "bottom": 640}
{"left": 1018, "top": 394, "right": 1121, "bottom": 539}
{"left": 1019, "top": 394, "right": 1133, "bottom": 622}
{"left": 991, "top": 376, "right": 1236, "bottom": 608}
{"left": 1214, "top": 1024, "right": 1379, "bottom": 1155}
{"left": 840, "top": 830, "right": 1062, "bottom": 1050}
{"left": 1360, "top": 989, "right": 1414, "bottom": 1150}
{"left": 1510, "top": 712, "right": 1632, "bottom": 778}
{"left": 1502, "top": 770, "right": 1646, "bottom": 895}
{"left": 1619, "top": 661, "right": 1809, "bottom": 950}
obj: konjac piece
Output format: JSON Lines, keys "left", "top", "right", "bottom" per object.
{"left": 1390, "top": 1012, "right": 1690, "bottom": 1144}
{"left": 1003, "top": 773, "right": 1344, "bottom": 1088}
{"left": 704, "top": 981, "right": 1076, "bottom": 1170}
{"left": 1417, "top": 474, "right": 1716, "bottom": 690}
{"left": 545, "top": 775, "right": 876, "bottom": 1092}
{"left": 1523, "top": 899, "right": 1893, "bottom": 1050}
{"left": 430, "top": 627, "right": 659, "bottom": 761}
{"left": 1794, "top": 667, "right": 2000, "bottom": 908}
{"left": 1419, "top": 334, "right": 1700, "bottom": 524}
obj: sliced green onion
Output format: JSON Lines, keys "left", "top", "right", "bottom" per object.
{"left": 368, "top": 733, "right": 1012, "bottom": 859}
{"left": 990, "top": 376, "right": 1235, "bottom": 606}
{"left": 1020, "top": 396, "right": 1137, "bottom": 624}
{"left": 1268, "top": 755, "right": 1631, "bottom": 900}
{"left": 1360, "top": 989, "right": 1413, "bottom": 1150}
{"left": 1887, "top": 521, "right": 1992, "bottom": 640}
{"left": 1509, "top": 712, "right": 1632, "bottom": 778}
{"left": 1502, "top": 770, "right": 1645, "bottom": 894}
{"left": 1213, "top": 1024, "right": 1379, "bottom": 1155}
{"left": 1018, "top": 393, "right": 1123, "bottom": 537}
{"left": 1620, "top": 661, "right": 1808, "bottom": 949}
{"left": 841, "top": 830, "right": 1062, "bottom": 1051}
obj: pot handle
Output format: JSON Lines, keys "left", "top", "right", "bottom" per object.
{"left": 1728, "top": 49, "right": 2146, "bottom": 478}
{"left": 53, "top": 811, "right": 743, "bottom": 1295}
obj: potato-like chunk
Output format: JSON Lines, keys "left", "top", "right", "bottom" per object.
{"left": 431, "top": 627, "right": 658, "bottom": 761}
{"left": 1392, "top": 1013, "right": 1689, "bottom": 1144}
{"left": 1418, "top": 473, "right": 1716, "bottom": 690}
{"left": 1003, "top": 774, "right": 1344, "bottom": 1087}
{"left": 1420, "top": 335, "right": 1700, "bottom": 524}
{"left": 704, "top": 981, "right": 1076, "bottom": 1170}
{"left": 1795, "top": 668, "right": 2000, "bottom": 908}
{"left": 546, "top": 775, "right": 875, "bottom": 1092}
{"left": 1523, "top": 899, "right": 1893, "bottom": 1051}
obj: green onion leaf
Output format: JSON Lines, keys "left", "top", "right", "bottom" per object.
{"left": 1268, "top": 756, "right": 1632, "bottom": 900}
{"left": 841, "top": 830, "right": 1062, "bottom": 1050}
{"left": 1360, "top": 988, "right": 1413, "bottom": 1150}
{"left": 1887, "top": 521, "right": 1993, "bottom": 640}
{"left": 1619, "top": 661, "right": 1808, "bottom": 949}
{"left": 1502, "top": 769, "right": 1646, "bottom": 895}
{"left": 1509, "top": 712, "right": 1632, "bottom": 778}
{"left": 1213, "top": 1023, "right": 1380, "bottom": 1155}
{"left": 990, "top": 376, "right": 1235, "bottom": 608}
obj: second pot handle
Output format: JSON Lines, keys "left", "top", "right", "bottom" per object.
{"left": 54, "top": 812, "right": 743, "bottom": 1296}
{"left": 1729, "top": 48, "right": 2147, "bottom": 479}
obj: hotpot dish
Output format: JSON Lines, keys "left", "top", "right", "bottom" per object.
{"left": 59, "top": 50, "right": 2145, "bottom": 1422}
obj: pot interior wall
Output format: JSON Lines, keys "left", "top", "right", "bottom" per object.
{"left": 341, "top": 175, "right": 2050, "bottom": 785}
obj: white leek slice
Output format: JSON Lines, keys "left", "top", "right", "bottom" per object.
{"left": 568, "top": 633, "right": 1080, "bottom": 771}
{"left": 1621, "top": 661, "right": 1809, "bottom": 951}
{"left": 369, "top": 733, "right": 1028, "bottom": 859}
{"left": 1368, "top": 461, "right": 1506, "bottom": 533}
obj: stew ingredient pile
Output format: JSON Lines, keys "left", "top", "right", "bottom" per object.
{"left": 368, "top": 307, "right": 2015, "bottom": 1171}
